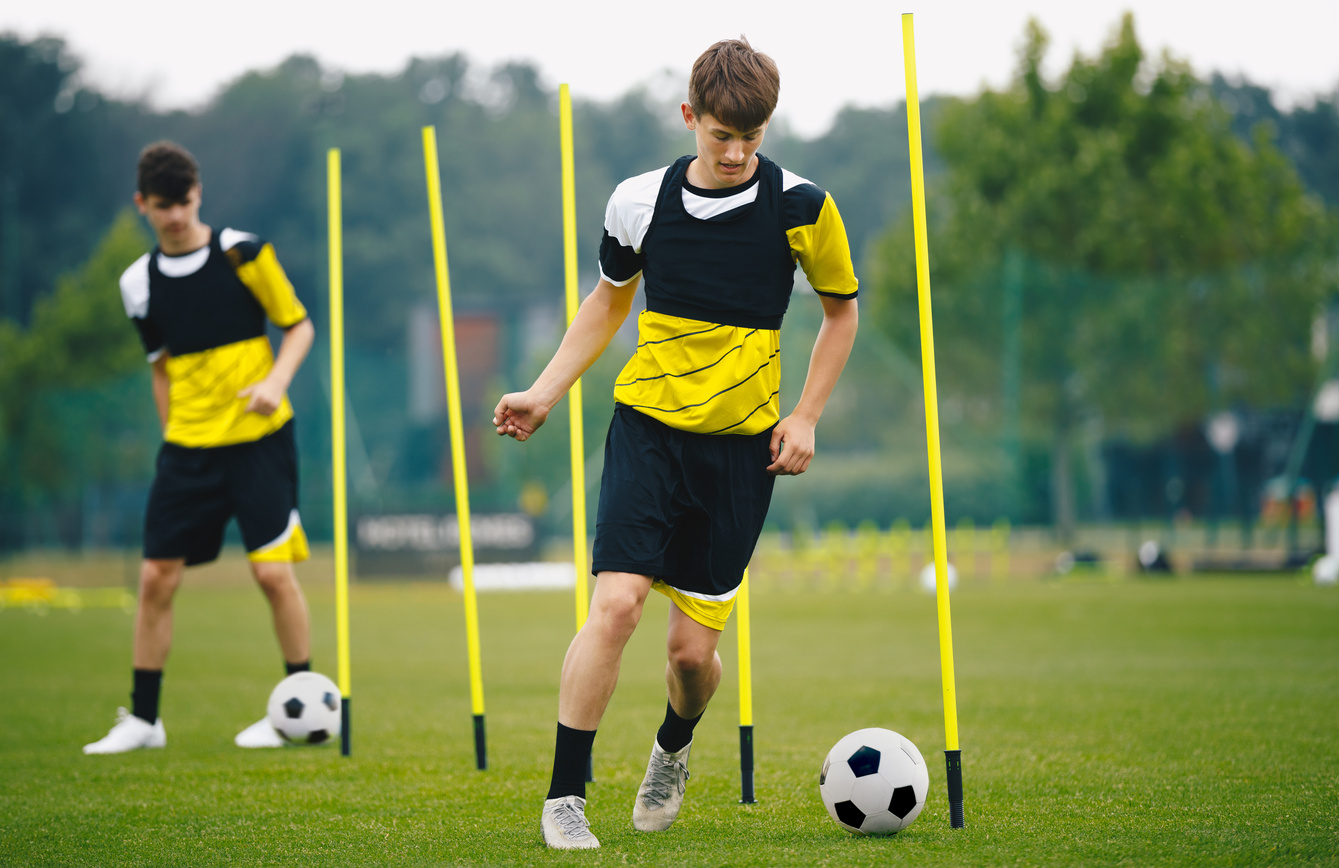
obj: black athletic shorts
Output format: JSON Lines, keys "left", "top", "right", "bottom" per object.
{"left": 591, "top": 404, "right": 776, "bottom": 600}
{"left": 143, "top": 421, "right": 307, "bottom": 566}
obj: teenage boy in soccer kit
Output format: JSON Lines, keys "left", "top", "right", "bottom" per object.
{"left": 84, "top": 142, "right": 317, "bottom": 754}
{"left": 493, "top": 38, "right": 860, "bottom": 849}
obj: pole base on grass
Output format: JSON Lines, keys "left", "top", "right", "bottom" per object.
{"left": 739, "top": 725, "right": 755, "bottom": 804}
{"left": 340, "top": 698, "right": 351, "bottom": 757}
{"left": 944, "top": 749, "right": 964, "bottom": 828}
{"left": 473, "top": 714, "right": 487, "bottom": 771}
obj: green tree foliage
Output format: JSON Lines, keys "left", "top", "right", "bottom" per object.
{"left": 0, "top": 210, "right": 153, "bottom": 510}
{"left": 0, "top": 36, "right": 143, "bottom": 325}
{"left": 868, "top": 14, "right": 1337, "bottom": 534}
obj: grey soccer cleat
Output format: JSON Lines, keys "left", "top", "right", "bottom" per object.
{"left": 632, "top": 739, "right": 691, "bottom": 831}
{"left": 541, "top": 795, "right": 600, "bottom": 850}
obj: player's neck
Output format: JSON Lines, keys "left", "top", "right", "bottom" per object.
{"left": 158, "top": 223, "right": 212, "bottom": 256}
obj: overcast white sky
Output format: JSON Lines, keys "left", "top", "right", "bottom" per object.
{"left": 5, "top": 0, "right": 1338, "bottom": 137}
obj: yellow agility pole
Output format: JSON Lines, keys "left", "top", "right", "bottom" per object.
{"left": 327, "top": 148, "right": 353, "bottom": 757}
{"left": 559, "top": 84, "right": 590, "bottom": 632}
{"left": 422, "top": 126, "right": 488, "bottom": 770}
{"left": 902, "top": 12, "right": 965, "bottom": 828}
{"left": 736, "top": 569, "right": 756, "bottom": 803}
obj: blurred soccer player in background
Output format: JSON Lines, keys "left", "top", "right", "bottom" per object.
{"left": 84, "top": 142, "right": 317, "bottom": 754}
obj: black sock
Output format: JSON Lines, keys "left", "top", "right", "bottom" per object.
{"left": 547, "top": 723, "right": 597, "bottom": 800}
{"left": 656, "top": 701, "right": 702, "bottom": 753}
{"left": 285, "top": 660, "right": 311, "bottom": 676}
{"left": 131, "top": 669, "right": 163, "bottom": 724}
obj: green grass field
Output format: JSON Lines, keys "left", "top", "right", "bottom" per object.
{"left": 2, "top": 565, "right": 1337, "bottom": 866}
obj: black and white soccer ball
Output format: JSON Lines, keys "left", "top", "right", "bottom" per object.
{"left": 820, "top": 727, "right": 929, "bottom": 835}
{"left": 266, "top": 672, "right": 342, "bottom": 745}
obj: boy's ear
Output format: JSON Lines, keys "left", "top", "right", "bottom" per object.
{"left": 133, "top": 191, "right": 147, "bottom": 215}
{"left": 681, "top": 102, "right": 697, "bottom": 130}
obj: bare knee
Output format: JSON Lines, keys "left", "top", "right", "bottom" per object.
{"left": 251, "top": 562, "right": 300, "bottom": 600}
{"left": 139, "top": 560, "right": 182, "bottom": 605}
{"left": 588, "top": 583, "right": 645, "bottom": 644}
{"left": 667, "top": 640, "right": 718, "bottom": 679}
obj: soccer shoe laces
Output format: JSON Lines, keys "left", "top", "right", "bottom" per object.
{"left": 551, "top": 798, "right": 594, "bottom": 838}
{"left": 641, "top": 754, "right": 690, "bottom": 808}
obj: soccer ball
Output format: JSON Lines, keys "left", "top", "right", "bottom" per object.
{"left": 266, "top": 672, "right": 342, "bottom": 745}
{"left": 820, "top": 728, "right": 929, "bottom": 835}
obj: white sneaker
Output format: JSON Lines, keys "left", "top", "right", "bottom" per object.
{"left": 83, "top": 708, "right": 166, "bottom": 754}
{"left": 633, "top": 739, "right": 691, "bottom": 831}
{"left": 235, "top": 717, "right": 286, "bottom": 748}
{"left": 541, "top": 795, "right": 600, "bottom": 850}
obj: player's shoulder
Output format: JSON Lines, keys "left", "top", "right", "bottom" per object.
{"left": 610, "top": 164, "right": 672, "bottom": 209}
{"left": 119, "top": 252, "right": 152, "bottom": 318}
{"left": 219, "top": 227, "right": 267, "bottom": 264}
{"left": 777, "top": 166, "right": 831, "bottom": 227}
{"left": 779, "top": 166, "right": 827, "bottom": 203}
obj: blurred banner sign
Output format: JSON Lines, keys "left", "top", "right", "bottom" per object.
{"left": 353, "top": 512, "right": 537, "bottom": 578}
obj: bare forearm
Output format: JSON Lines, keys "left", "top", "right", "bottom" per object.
{"left": 268, "top": 318, "right": 314, "bottom": 389}
{"left": 791, "top": 298, "right": 858, "bottom": 424}
{"left": 151, "top": 359, "right": 170, "bottom": 432}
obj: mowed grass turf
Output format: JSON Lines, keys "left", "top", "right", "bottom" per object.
{"left": 1, "top": 563, "right": 1337, "bottom": 866}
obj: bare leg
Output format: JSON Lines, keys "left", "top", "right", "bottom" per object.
{"left": 664, "top": 604, "right": 723, "bottom": 719}
{"left": 558, "top": 571, "right": 654, "bottom": 729}
{"left": 250, "top": 561, "right": 310, "bottom": 665}
{"left": 133, "top": 559, "right": 185, "bottom": 669}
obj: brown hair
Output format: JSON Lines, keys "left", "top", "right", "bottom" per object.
{"left": 136, "top": 141, "right": 199, "bottom": 202}
{"left": 688, "top": 37, "right": 779, "bottom": 132}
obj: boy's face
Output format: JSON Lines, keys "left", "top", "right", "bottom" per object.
{"left": 134, "top": 184, "right": 204, "bottom": 252}
{"left": 681, "top": 104, "right": 769, "bottom": 189}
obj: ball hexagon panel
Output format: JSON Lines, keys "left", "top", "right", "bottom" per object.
{"left": 820, "top": 755, "right": 856, "bottom": 800}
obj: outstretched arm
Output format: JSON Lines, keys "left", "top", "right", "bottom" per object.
{"left": 768, "top": 294, "right": 858, "bottom": 475}
{"left": 494, "top": 276, "right": 639, "bottom": 441}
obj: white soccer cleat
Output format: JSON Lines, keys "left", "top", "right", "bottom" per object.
{"left": 632, "top": 739, "right": 691, "bottom": 832}
{"left": 83, "top": 708, "right": 166, "bottom": 754}
{"left": 235, "top": 717, "right": 286, "bottom": 748}
{"left": 541, "top": 795, "right": 601, "bottom": 850}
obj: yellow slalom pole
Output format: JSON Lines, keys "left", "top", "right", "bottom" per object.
{"left": 559, "top": 84, "right": 589, "bottom": 633}
{"left": 421, "top": 126, "right": 487, "bottom": 770}
{"left": 736, "top": 569, "right": 756, "bottom": 803}
{"left": 902, "top": 12, "right": 965, "bottom": 828}
{"left": 327, "top": 148, "right": 353, "bottom": 757}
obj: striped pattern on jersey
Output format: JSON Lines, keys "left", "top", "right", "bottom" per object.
{"left": 120, "top": 228, "right": 308, "bottom": 448}
{"left": 598, "top": 155, "right": 857, "bottom": 435}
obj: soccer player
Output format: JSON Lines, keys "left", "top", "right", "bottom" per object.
{"left": 493, "top": 38, "right": 859, "bottom": 849}
{"left": 83, "top": 142, "right": 316, "bottom": 754}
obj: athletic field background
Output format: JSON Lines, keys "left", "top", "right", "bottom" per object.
{"left": 2, "top": 551, "right": 1336, "bottom": 866}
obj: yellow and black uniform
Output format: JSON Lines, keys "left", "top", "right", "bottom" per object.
{"left": 119, "top": 228, "right": 310, "bottom": 566}
{"left": 592, "top": 155, "right": 858, "bottom": 628}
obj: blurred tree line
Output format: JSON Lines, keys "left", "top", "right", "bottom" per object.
{"left": 868, "top": 14, "right": 1338, "bottom": 537}
{"left": 1, "top": 17, "right": 1336, "bottom": 548}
